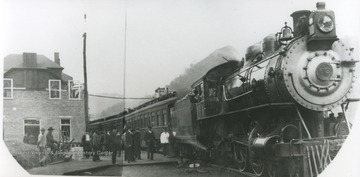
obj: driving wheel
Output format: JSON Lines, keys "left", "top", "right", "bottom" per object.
{"left": 249, "top": 122, "right": 266, "bottom": 176}
{"left": 232, "top": 123, "right": 248, "bottom": 172}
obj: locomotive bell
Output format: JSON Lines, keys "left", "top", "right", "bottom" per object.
{"left": 279, "top": 22, "right": 293, "bottom": 41}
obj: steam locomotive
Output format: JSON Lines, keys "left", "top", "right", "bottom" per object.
{"left": 90, "top": 2, "right": 358, "bottom": 177}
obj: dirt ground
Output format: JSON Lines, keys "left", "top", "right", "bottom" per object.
{"left": 121, "top": 164, "right": 246, "bottom": 177}
{"left": 4, "top": 140, "right": 40, "bottom": 169}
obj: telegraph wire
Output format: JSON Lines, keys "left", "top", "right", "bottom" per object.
{"left": 88, "top": 94, "right": 153, "bottom": 100}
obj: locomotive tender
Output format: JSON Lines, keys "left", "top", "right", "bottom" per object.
{"left": 90, "top": 2, "right": 357, "bottom": 177}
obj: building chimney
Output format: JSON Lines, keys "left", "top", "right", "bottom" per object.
{"left": 54, "top": 52, "right": 60, "bottom": 65}
{"left": 23, "top": 53, "right": 37, "bottom": 68}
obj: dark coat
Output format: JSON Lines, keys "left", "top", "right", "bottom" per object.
{"left": 46, "top": 132, "right": 57, "bottom": 147}
{"left": 92, "top": 133, "right": 101, "bottom": 147}
{"left": 125, "top": 131, "right": 133, "bottom": 147}
{"left": 133, "top": 131, "right": 141, "bottom": 146}
{"left": 144, "top": 130, "right": 155, "bottom": 145}
{"left": 110, "top": 132, "right": 122, "bottom": 146}
{"left": 115, "top": 134, "right": 122, "bottom": 145}
{"left": 105, "top": 133, "right": 110, "bottom": 145}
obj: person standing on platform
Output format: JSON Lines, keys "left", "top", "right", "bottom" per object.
{"left": 144, "top": 126, "right": 155, "bottom": 160}
{"left": 82, "top": 131, "right": 91, "bottom": 158}
{"left": 160, "top": 128, "right": 170, "bottom": 156}
{"left": 133, "top": 128, "right": 141, "bottom": 160}
{"left": 168, "top": 128, "right": 177, "bottom": 157}
{"left": 37, "top": 128, "right": 46, "bottom": 166}
{"left": 115, "top": 130, "right": 122, "bottom": 158}
{"left": 122, "top": 131, "right": 126, "bottom": 161}
{"left": 46, "top": 127, "right": 59, "bottom": 162}
{"left": 110, "top": 128, "right": 122, "bottom": 164}
{"left": 125, "top": 127, "right": 134, "bottom": 163}
{"left": 92, "top": 131, "right": 101, "bottom": 162}
{"left": 105, "top": 131, "right": 111, "bottom": 152}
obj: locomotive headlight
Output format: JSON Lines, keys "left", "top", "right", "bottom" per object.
{"left": 317, "top": 15, "right": 334, "bottom": 33}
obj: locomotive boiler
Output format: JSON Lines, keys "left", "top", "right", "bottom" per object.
{"left": 172, "top": 2, "right": 358, "bottom": 177}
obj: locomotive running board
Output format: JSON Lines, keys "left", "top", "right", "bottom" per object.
{"left": 197, "top": 102, "right": 295, "bottom": 120}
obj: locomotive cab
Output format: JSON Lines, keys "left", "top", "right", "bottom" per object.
{"left": 192, "top": 60, "right": 241, "bottom": 119}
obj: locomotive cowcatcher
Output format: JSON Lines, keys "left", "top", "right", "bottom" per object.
{"left": 172, "top": 2, "right": 358, "bottom": 177}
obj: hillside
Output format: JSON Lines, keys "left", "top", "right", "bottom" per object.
{"left": 88, "top": 93, "right": 124, "bottom": 120}
{"left": 167, "top": 45, "right": 242, "bottom": 98}
{"left": 89, "top": 93, "right": 154, "bottom": 120}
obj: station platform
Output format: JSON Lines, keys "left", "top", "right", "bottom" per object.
{"left": 27, "top": 150, "right": 180, "bottom": 175}
{"left": 123, "top": 150, "right": 179, "bottom": 166}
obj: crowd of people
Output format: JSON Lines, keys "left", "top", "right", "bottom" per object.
{"left": 33, "top": 125, "right": 177, "bottom": 166}
{"left": 82, "top": 126, "right": 177, "bottom": 164}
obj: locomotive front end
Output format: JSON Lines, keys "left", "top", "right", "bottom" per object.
{"left": 282, "top": 2, "right": 357, "bottom": 111}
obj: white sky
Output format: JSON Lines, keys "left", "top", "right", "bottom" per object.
{"left": 1, "top": 0, "right": 359, "bottom": 99}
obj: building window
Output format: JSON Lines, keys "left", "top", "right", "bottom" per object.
{"left": 145, "top": 114, "right": 149, "bottom": 127}
{"left": 159, "top": 111, "right": 164, "bottom": 126}
{"left": 151, "top": 112, "right": 156, "bottom": 127}
{"left": 136, "top": 117, "right": 140, "bottom": 128}
{"left": 157, "top": 111, "right": 161, "bottom": 126}
{"left": 60, "top": 119, "right": 71, "bottom": 142}
{"left": 49, "top": 80, "right": 61, "bottom": 99}
{"left": 142, "top": 115, "right": 145, "bottom": 128}
{"left": 140, "top": 115, "right": 143, "bottom": 128}
{"left": 3, "top": 79, "right": 13, "bottom": 99}
{"left": 23, "top": 119, "right": 40, "bottom": 145}
{"left": 68, "top": 80, "right": 81, "bottom": 100}
{"left": 163, "top": 109, "right": 168, "bottom": 126}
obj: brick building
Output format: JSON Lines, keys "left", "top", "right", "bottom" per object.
{"left": 3, "top": 52, "right": 85, "bottom": 143}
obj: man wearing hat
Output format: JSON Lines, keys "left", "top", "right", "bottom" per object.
{"left": 124, "top": 127, "right": 134, "bottom": 163}
{"left": 92, "top": 130, "right": 101, "bottom": 162}
{"left": 37, "top": 128, "right": 47, "bottom": 166}
{"left": 109, "top": 128, "right": 122, "bottom": 164}
{"left": 46, "top": 127, "right": 59, "bottom": 162}
{"left": 144, "top": 126, "right": 155, "bottom": 160}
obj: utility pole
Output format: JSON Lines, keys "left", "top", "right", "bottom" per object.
{"left": 122, "top": 0, "right": 128, "bottom": 130}
{"left": 83, "top": 32, "right": 89, "bottom": 131}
